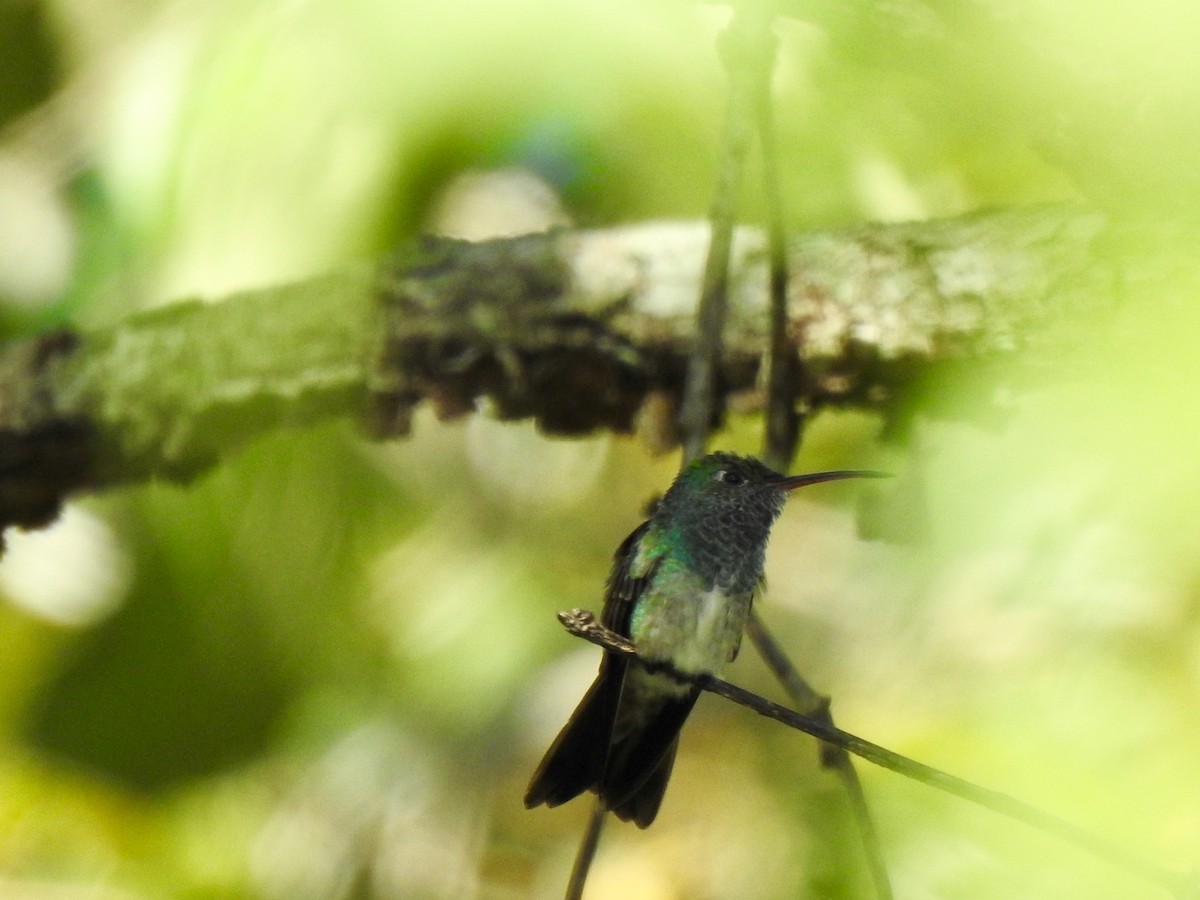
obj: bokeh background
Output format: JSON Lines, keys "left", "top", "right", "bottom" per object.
{"left": 1, "top": 1, "right": 1199, "bottom": 897}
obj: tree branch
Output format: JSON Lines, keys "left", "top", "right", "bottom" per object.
{"left": 0, "top": 206, "right": 1108, "bottom": 536}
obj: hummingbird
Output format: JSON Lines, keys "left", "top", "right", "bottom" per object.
{"left": 525, "top": 452, "right": 883, "bottom": 828}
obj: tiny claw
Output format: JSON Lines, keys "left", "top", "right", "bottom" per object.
{"left": 557, "top": 608, "right": 596, "bottom": 630}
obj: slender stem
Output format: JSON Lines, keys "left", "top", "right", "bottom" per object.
{"left": 746, "top": 12, "right": 892, "bottom": 895}
{"left": 833, "top": 760, "right": 893, "bottom": 899}
{"left": 746, "top": 609, "right": 826, "bottom": 712}
{"left": 704, "top": 676, "right": 1190, "bottom": 898}
{"left": 678, "top": 3, "right": 772, "bottom": 463}
{"left": 753, "top": 32, "right": 800, "bottom": 473}
{"left": 746, "top": 611, "right": 894, "bottom": 900}
{"left": 619, "top": 21, "right": 774, "bottom": 893}
{"left": 557, "top": 609, "right": 1194, "bottom": 899}
{"left": 565, "top": 798, "right": 607, "bottom": 900}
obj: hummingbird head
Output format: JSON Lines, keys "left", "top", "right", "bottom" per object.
{"left": 670, "top": 452, "right": 791, "bottom": 509}
{"left": 654, "top": 452, "right": 885, "bottom": 588}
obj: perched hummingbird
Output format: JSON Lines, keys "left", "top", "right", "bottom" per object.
{"left": 525, "top": 452, "right": 882, "bottom": 827}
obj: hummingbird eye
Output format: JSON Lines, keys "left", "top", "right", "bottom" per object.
{"left": 718, "top": 469, "right": 745, "bottom": 486}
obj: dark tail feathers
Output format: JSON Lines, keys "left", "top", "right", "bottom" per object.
{"left": 524, "top": 665, "right": 620, "bottom": 811}
{"left": 525, "top": 658, "right": 697, "bottom": 828}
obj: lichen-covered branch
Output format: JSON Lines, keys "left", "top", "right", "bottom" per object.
{"left": 0, "top": 204, "right": 1109, "bottom": 536}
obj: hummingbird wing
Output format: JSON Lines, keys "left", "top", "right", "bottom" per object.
{"left": 595, "top": 523, "right": 701, "bottom": 826}
{"left": 525, "top": 521, "right": 700, "bottom": 828}
{"left": 523, "top": 522, "right": 657, "bottom": 814}
{"left": 601, "top": 520, "right": 656, "bottom": 634}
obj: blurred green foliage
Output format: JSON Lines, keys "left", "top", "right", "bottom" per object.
{"left": 1, "top": 1, "right": 1200, "bottom": 897}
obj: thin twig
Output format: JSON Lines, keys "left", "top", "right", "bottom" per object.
{"left": 745, "top": 611, "right": 893, "bottom": 900}
{"left": 566, "top": 9, "right": 780, "bottom": 896}
{"left": 753, "top": 31, "right": 800, "bottom": 472}
{"left": 565, "top": 798, "right": 606, "bottom": 900}
{"left": 556, "top": 608, "right": 1196, "bottom": 899}
{"left": 678, "top": 3, "right": 773, "bottom": 463}
{"left": 747, "top": 7, "right": 893, "bottom": 895}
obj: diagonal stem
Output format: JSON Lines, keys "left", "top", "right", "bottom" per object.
{"left": 558, "top": 608, "right": 1196, "bottom": 900}
{"left": 746, "top": 611, "right": 893, "bottom": 900}
{"left": 704, "top": 671, "right": 1192, "bottom": 899}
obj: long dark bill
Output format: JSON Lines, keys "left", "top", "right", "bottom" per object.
{"left": 771, "top": 470, "right": 890, "bottom": 491}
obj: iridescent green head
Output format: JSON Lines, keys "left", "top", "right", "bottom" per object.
{"left": 651, "top": 452, "right": 884, "bottom": 589}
